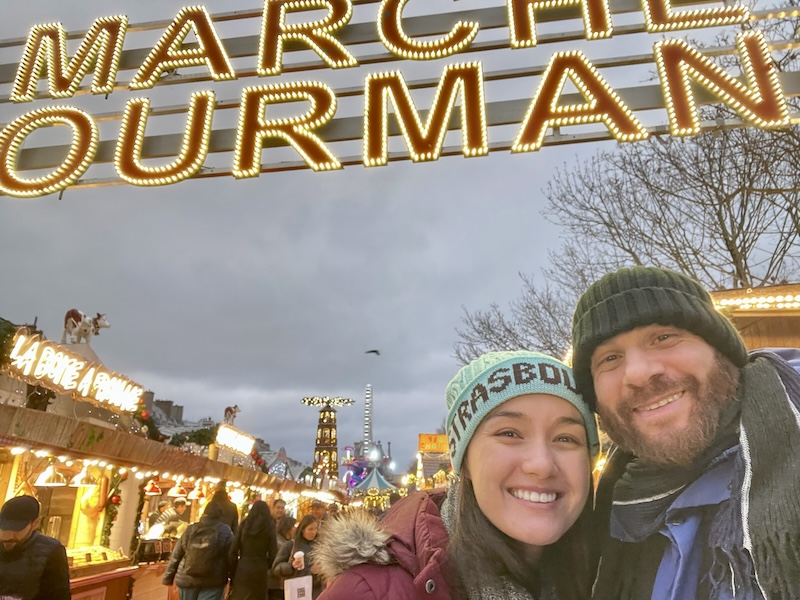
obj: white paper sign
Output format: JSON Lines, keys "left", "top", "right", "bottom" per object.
{"left": 284, "top": 575, "right": 313, "bottom": 600}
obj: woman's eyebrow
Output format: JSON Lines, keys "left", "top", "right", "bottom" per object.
{"left": 556, "top": 416, "right": 585, "bottom": 427}
{"left": 486, "top": 410, "right": 583, "bottom": 427}
{"left": 485, "top": 410, "right": 528, "bottom": 421}
{"left": 484, "top": 412, "right": 585, "bottom": 428}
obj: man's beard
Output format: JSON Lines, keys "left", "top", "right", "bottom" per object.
{"left": 1, "top": 537, "right": 28, "bottom": 555}
{"left": 597, "top": 354, "right": 739, "bottom": 466}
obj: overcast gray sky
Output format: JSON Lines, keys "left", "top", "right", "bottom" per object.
{"left": 0, "top": 0, "right": 627, "bottom": 472}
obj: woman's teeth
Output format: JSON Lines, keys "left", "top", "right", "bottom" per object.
{"left": 511, "top": 489, "right": 557, "bottom": 503}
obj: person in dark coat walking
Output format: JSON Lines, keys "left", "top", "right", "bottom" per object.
{"left": 272, "top": 515, "right": 322, "bottom": 599}
{"left": 228, "top": 500, "right": 278, "bottom": 600}
{"left": 268, "top": 516, "right": 296, "bottom": 600}
{"left": 163, "top": 502, "right": 233, "bottom": 600}
{"left": 208, "top": 483, "right": 239, "bottom": 534}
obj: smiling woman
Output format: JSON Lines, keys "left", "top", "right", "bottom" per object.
{"left": 312, "top": 350, "right": 600, "bottom": 600}
{"left": 463, "top": 394, "right": 591, "bottom": 557}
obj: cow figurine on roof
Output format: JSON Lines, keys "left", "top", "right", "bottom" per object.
{"left": 223, "top": 405, "right": 240, "bottom": 425}
{"left": 61, "top": 309, "right": 110, "bottom": 345}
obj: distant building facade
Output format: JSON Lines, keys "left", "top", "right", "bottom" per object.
{"left": 154, "top": 399, "right": 184, "bottom": 424}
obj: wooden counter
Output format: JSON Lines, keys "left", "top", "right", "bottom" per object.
{"left": 130, "top": 563, "right": 180, "bottom": 600}
{"left": 70, "top": 564, "right": 138, "bottom": 600}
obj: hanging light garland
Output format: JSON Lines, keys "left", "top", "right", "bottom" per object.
{"left": 100, "top": 467, "right": 126, "bottom": 547}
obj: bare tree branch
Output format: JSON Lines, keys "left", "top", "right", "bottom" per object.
{"left": 455, "top": 123, "right": 800, "bottom": 364}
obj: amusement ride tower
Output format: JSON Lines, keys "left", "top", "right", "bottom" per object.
{"left": 363, "top": 384, "right": 373, "bottom": 456}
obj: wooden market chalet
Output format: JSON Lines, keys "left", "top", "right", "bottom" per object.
{"left": 710, "top": 283, "right": 800, "bottom": 349}
{"left": 0, "top": 315, "right": 322, "bottom": 600}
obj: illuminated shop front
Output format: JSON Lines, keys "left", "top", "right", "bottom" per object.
{"left": 711, "top": 283, "right": 800, "bottom": 349}
{"left": 0, "top": 322, "right": 149, "bottom": 597}
{"left": 0, "top": 322, "right": 310, "bottom": 599}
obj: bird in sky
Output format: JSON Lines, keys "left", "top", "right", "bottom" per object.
{"left": 365, "top": 350, "right": 381, "bottom": 356}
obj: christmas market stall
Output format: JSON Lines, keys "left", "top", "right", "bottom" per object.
{"left": 711, "top": 283, "right": 800, "bottom": 349}
{"left": 0, "top": 320, "right": 148, "bottom": 598}
{"left": 414, "top": 434, "right": 453, "bottom": 491}
{"left": 0, "top": 319, "right": 308, "bottom": 600}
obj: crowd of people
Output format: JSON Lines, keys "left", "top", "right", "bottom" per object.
{"left": 3, "top": 266, "right": 800, "bottom": 599}
{"left": 160, "top": 487, "right": 336, "bottom": 600}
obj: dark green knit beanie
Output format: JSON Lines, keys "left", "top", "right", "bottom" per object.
{"left": 571, "top": 266, "right": 748, "bottom": 410}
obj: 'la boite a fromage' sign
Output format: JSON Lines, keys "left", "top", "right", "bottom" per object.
{"left": 5, "top": 331, "right": 143, "bottom": 412}
{"left": 0, "top": 0, "right": 793, "bottom": 198}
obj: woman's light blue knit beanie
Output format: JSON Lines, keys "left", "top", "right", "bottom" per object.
{"left": 445, "top": 350, "right": 600, "bottom": 474}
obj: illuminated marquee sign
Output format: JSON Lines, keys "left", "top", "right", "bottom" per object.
{"left": 216, "top": 423, "right": 256, "bottom": 455}
{"left": 5, "top": 331, "right": 143, "bottom": 412}
{"left": 418, "top": 433, "right": 449, "bottom": 453}
{"left": 0, "top": 0, "right": 796, "bottom": 198}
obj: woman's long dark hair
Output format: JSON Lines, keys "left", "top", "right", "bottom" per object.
{"left": 448, "top": 473, "right": 595, "bottom": 600}
{"left": 240, "top": 500, "right": 275, "bottom": 538}
{"left": 293, "top": 515, "right": 318, "bottom": 545}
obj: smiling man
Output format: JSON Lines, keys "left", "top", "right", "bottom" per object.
{"left": 0, "top": 495, "right": 71, "bottom": 600}
{"left": 571, "top": 266, "right": 800, "bottom": 600}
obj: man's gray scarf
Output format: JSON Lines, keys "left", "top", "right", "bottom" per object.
{"left": 609, "top": 352, "right": 800, "bottom": 599}
{"left": 734, "top": 352, "right": 800, "bottom": 598}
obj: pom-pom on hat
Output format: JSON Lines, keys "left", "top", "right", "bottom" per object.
{"left": 445, "top": 350, "right": 600, "bottom": 475}
{"left": 571, "top": 266, "right": 748, "bottom": 410}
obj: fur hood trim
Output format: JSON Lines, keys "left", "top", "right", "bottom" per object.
{"left": 312, "top": 510, "right": 393, "bottom": 582}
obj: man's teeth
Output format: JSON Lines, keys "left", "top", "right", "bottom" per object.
{"left": 642, "top": 392, "right": 682, "bottom": 411}
{"left": 511, "top": 489, "right": 557, "bottom": 503}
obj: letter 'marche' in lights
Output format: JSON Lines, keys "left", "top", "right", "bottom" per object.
{"left": 643, "top": 0, "right": 749, "bottom": 32}
{"left": 11, "top": 16, "right": 128, "bottom": 102}
{"left": 258, "top": 0, "right": 358, "bottom": 76}
{"left": 508, "top": 0, "right": 613, "bottom": 48}
{"left": 378, "top": 0, "right": 479, "bottom": 60}
{"left": 130, "top": 5, "right": 236, "bottom": 90}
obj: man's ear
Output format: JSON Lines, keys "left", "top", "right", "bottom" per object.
{"left": 31, "top": 516, "right": 42, "bottom": 530}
